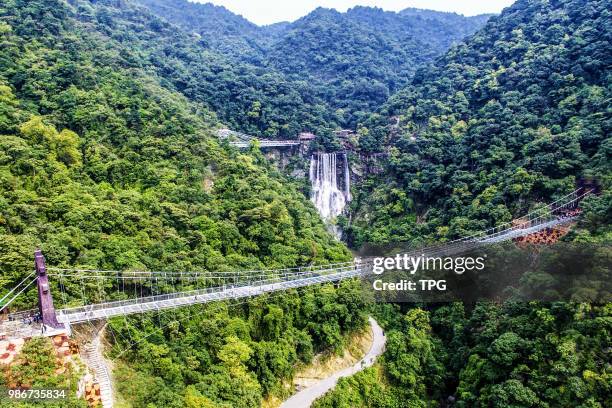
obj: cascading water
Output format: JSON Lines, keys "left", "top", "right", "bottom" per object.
{"left": 310, "top": 152, "right": 351, "bottom": 236}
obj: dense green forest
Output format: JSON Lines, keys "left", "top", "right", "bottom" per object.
{"left": 0, "top": 0, "right": 609, "bottom": 407}
{"left": 0, "top": 0, "right": 350, "bottom": 297}
{"left": 314, "top": 302, "right": 611, "bottom": 407}
{"left": 110, "top": 280, "right": 367, "bottom": 407}
{"left": 266, "top": 6, "right": 489, "bottom": 117}
{"left": 346, "top": 0, "right": 611, "bottom": 247}
{"left": 136, "top": 0, "right": 490, "bottom": 128}
{"left": 0, "top": 0, "right": 362, "bottom": 405}
{"left": 314, "top": 0, "right": 611, "bottom": 406}
{"left": 68, "top": 0, "right": 335, "bottom": 139}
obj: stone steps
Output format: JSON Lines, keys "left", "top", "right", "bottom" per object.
{"left": 83, "top": 342, "right": 113, "bottom": 408}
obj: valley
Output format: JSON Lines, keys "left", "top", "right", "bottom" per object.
{"left": 0, "top": 1, "right": 609, "bottom": 408}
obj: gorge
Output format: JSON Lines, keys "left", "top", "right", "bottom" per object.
{"left": 0, "top": 1, "right": 609, "bottom": 408}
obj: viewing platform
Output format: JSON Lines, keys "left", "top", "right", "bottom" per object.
{"left": 229, "top": 140, "right": 302, "bottom": 148}
{"left": 218, "top": 128, "right": 307, "bottom": 149}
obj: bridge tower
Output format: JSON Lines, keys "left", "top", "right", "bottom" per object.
{"left": 35, "top": 250, "right": 63, "bottom": 329}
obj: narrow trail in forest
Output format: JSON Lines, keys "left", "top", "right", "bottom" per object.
{"left": 280, "top": 317, "right": 386, "bottom": 408}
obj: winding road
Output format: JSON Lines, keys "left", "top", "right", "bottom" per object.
{"left": 280, "top": 317, "right": 386, "bottom": 408}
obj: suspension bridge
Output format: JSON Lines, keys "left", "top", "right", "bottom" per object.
{"left": 0, "top": 188, "right": 592, "bottom": 337}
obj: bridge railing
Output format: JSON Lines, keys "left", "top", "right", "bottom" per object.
{"left": 47, "top": 261, "right": 359, "bottom": 311}
{"left": 462, "top": 189, "right": 588, "bottom": 243}
{"left": 409, "top": 189, "right": 589, "bottom": 254}
{"left": 57, "top": 267, "right": 360, "bottom": 321}
{"left": 356, "top": 189, "right": 590, "bottom": 266}
{"left": 230, "top": 140, "right": 301, "bottom": 148}
{"left": 57, "top": 265, "right": 360, "bottom": 320}
{"left": 218, "top": 128, "right": 302, "bottom": 148}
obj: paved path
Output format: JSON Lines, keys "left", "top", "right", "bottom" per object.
{"left": 280, "top": 317, "right": 386, "bottom": 408}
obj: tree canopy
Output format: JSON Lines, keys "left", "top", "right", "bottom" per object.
{"left": 346, "top": 0, "right": 611, "bottom": 247}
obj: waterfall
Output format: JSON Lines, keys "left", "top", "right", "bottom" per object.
{"left": 310, "top": 152, "right": 351, "bottom": 222}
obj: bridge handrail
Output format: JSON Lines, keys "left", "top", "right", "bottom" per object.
{"left": 258, "top": 140, "right": 301, "bottom": 144}
{"left": 465, "top": 192, "right": 584, "bottom": 242}
{"left": 356, "top": 212, "right": 580, "bottom": 266}
{"left": 230, "top": 140, "right": 301, "bottom": 147}
{"left": 4, "top": 308, "right": 39, "bottom": 322}
{"left": 58, "top": 265, "right": 359, "bottom": 317}
{"left": 58, "top": 267, "right": 357, "bottom": 317}
{"left": 57, "top": 269, "right": 363, "bottom": 323}
{"left": 46, "top": 261, "right": 357, "bottom": 278}
{"left": 414, "top": 188, "right": 590, "bottom": 254}
{"left": 411, "top": 212, "right": 577, "bottom": 258}
{"left": 218, "top": 129, "right": 302, "bottom": 146}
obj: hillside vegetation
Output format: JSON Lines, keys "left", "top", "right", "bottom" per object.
{"left": 315, "top": 1, "right": 611, "bottom": 406}
{"left": 0, "top": 0, "right": 350, "bottom": 296}
{"left": 314, "top": 302, "right": 611, "bottom": 407}
{"left": 137, "top": 0, "right": 491, "bottom": 128}
{"left": 347, "top": 0, "right": 611, "bottom": 247}
{"left": 0, "top": 1, "right": 363, "bottom": 405}
{"left": 0, "top": 1, "right": 609, "bottom": 407}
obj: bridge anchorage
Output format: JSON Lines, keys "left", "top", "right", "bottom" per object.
{"left": 0, "top": 188, "right": 592, "bottom": 339}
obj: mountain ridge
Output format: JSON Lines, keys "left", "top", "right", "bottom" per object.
{"left": 136, "top": 0, "right": 493, "bottom": 127}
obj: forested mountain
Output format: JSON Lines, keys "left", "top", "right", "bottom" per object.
{"left": 0, "top": 0, "right": 609, "bottom": 407}
{"left": 0, "top": 1, "right": 363, "bottom": 405}
{"left": 130, "top": 0, "right": 275, "bottom": 63}
{"left": 0, "top": 0, "right": 350, "bottom": 290}
{"left": 318, "top": 1, "right": 611, "bottom": 405}
{"left": 399, "top": 7, "right": 491, "bottom": 30}
{"left": 136, "top": 0, "right": 491, "bottom": 127}
{"left": 347, "top": 0, "right": 611, "bottom": 247}
{"left": 268, "top": 5, "right": 490, "bottom": 82}
{"left": 71, "top": 0, "right": 342, "bottom": 139}
{"left": 265, "top": 6, "right": 491, "bottom": 117}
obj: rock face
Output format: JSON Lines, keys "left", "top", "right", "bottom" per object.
{"left": 84, "top": 380, "right": 102, "bottom": 407}
{"left": 0, "top": 338, "right": 24, "bottom": 366}
{"left": 264, "top": 148, "right": 294, "bottom": 169}
{"left": 350, "top": 153, "right": 387, "bottom": 178}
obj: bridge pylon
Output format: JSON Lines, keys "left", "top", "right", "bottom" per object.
{"left": 35, "top": 250, "right": 63, "bottom": 329}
